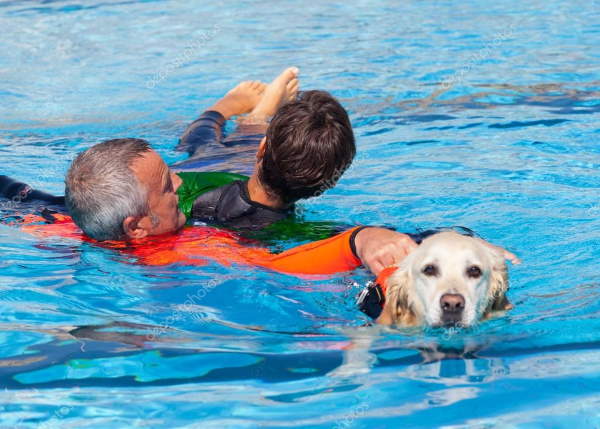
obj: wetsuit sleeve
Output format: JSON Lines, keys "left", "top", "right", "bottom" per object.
{"left": 0, "top": 175, "right": 65, "bottom": 206}
{"left": 222, "top": 122, "right": 266, "bottom": 147}
{"left": 176, "top": 110, "right": 226, "bottom": 157}
{"left": 261, "top": 227, "right": 363, "bottom": 275}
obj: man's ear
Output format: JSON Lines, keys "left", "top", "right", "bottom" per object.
{"left": 123, "top": 216, "right": 150, "bottom": 240}
{"left": 256, "top": 137, "right": 267, "bottom": 161}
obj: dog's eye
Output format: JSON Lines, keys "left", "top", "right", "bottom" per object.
{"left": 467, "top": 265, "right": 482, "bottom": 278}
{"left": 422, "top": 264, "right": 438, "bottom": 276}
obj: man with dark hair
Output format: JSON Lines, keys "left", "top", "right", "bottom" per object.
{"left": 173, "top": 67, "right": 357, "bottom": 231}
{"left": 260, "top": 90, "right": 355, "bottom": 203}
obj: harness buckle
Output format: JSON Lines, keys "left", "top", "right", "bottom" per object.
{"left": 356, "top": 281, "right": 385, "bottom": 319}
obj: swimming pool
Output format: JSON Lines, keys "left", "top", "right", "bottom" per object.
{"left": 1, "top": 0, "right": 599, "bottom": 427}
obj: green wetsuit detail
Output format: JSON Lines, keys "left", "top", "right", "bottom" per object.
{"left": 176, "top": 171, "right": 346, "bottom": 244}
{"left": 176, "top": 171, "right": 248, "bottom": 219}
{"left": 246, "top": 217, "right": 343, "bottom": 245}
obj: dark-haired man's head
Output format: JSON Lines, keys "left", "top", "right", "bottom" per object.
{"left": 65, "top": 138, "right": 185, "bottom": 241}
{"left": 256, "top": 90, "right": 355, "bottom": 205}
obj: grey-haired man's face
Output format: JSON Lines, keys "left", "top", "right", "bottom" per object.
{"left": 123, "top": 150, "right": 186, "bottom": 239}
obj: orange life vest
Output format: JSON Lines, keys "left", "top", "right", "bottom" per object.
{"left": 20, "top": 213, "right": 362, "bottom": 276}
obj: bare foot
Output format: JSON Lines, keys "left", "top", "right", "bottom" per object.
{"left": 247, "top": 67, "right": 299, "bottom": 121}
{"left": 209, "top": 80, "right": 267, "bottom": 120}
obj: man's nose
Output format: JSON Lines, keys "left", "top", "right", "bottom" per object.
{"left": 440, "top": 293, "right": 465, "bottom": 314}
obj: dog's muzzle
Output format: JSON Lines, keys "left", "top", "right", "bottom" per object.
{"left": 440, "top": 293, "right": 465, "bottom": 326}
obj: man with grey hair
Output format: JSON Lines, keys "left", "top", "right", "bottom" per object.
{"left": 65, "top": 138, "right": 186, "bottom": 241}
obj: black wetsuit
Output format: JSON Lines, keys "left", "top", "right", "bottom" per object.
{"left": 0, "top": 175, "right": 65, "bottom": 207}
{"left": 191, "top": 179, "right": 292, "bottom": 230}
{"left": 172, "top": 110, "right": 265, "bottom": 176}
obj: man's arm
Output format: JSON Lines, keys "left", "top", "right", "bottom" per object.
{"left": 0, "top": 175, "right": 65, "bottom": 206}
{"left": 261, "top": 226, "right": 417, "bottom": 276}
{"left": 175, "top": 111, "right": 227, "bottom": 157}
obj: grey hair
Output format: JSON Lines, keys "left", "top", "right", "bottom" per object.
{"left": 65, "top": 138, "right": 152, "bottom": 241}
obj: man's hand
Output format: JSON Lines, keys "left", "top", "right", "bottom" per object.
{"left": 354, "top": 227, "right": 418, "bottom": 276}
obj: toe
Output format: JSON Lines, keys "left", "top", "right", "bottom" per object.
{"left": 287, "top": 79, "right": 299, "bottom": 98}
{"left": 252, "top": 81, "right": 267, "bottom": 93}
{"left": 238, "top": 81, "right": 253, "bottom": 90}
{"left": 257, "top": 82, "right": 268, "bottom": 93}
{"left": 274, "top": 67, "right": 299, "bottom": 85}
{"left": 284, "top": 67, "right": 299, "bottom": 81}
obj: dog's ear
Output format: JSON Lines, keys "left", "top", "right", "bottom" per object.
{"left": 376, "top": 268, "right": 417, "bottom": 326}
{"left": 485, "top": 250, "right": 512, "bottom": 314}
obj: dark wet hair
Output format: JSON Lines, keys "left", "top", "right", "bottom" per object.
{"left": 259, "top": 90, "right": 356, "bottom": 204}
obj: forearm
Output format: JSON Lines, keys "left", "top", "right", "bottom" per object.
{"left": 258, "top": 226, "right": 417, "bottom": 276}
{"left": 0, "top": 175, "right": 65, "bottom": 206}
{"left": 259, "top": 227, "right": 363, "bottom": 275}
{"left": 176, "top": 110, "right": 226, "bottom": 157}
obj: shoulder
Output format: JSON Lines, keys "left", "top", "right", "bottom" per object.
{"left": 191, "top": 180, "right": 241, "bottom": 221}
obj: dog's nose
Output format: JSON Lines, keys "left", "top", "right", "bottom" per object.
{"left": 440, "top": 293, "right": 465, "bottom": 314}
{"left": 440, "top": 294, "right": 465, "bottom": 326}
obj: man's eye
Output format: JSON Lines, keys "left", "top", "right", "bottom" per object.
{"left": 466, "top": 265, "right": 482, "bottom": 278}
{"left": 422, "top": 264, "right": 438, "bottom": 276}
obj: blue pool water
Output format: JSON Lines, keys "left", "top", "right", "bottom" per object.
{"left": 1, "top": 0, "right": 599, "bottom": 427}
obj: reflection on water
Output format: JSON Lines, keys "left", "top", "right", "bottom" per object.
{"left": 348, "top": 81, "right": 600, "bottom": 119}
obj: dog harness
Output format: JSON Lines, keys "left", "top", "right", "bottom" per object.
{"left": 356, "top": 266, "right": 398, "bottom": 319}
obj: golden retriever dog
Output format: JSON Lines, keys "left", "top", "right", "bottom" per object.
{"left": 376, "top": 231, "right": 512, "bottom": 327}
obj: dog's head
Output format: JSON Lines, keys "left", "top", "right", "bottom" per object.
{"left": 377, "top": 232, "right": 510, "bottom": 328}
